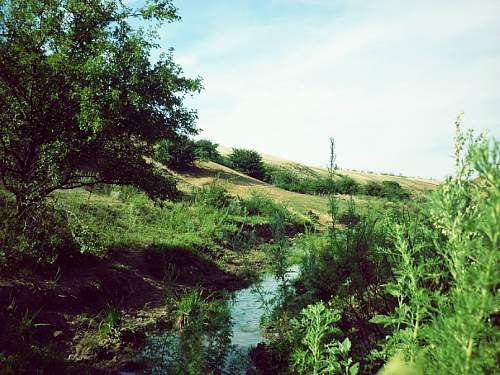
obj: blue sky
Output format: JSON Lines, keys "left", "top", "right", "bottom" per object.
{"left": 133, "top": 0, "right": 499, "bottom": 179}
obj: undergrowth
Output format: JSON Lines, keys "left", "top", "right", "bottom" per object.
{"left": 261, "top": 123, "right": 499, "bottom": 374}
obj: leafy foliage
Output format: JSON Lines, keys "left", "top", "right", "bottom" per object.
{"left": 0, "top": 193, "right": 104, "bottom": 270}
{"left": 265, "top": 122, "right": 498, "bottom": 374}
{"left": 289, "top": 302, "right": 359, "bottom": 375}
{"left": 0, "top": 0, "right": 201, "bottom": 216}
{"left": 155, "top": 136, "right": 197, "bottom": 170}
{"left": 362, "top": 181, "right": 410, "bottom": 200}
{"left": 194, "top": 139, "right": 222, "bottom": 162}
{"left": 228, "top": 148, "right": 267, "bottom": 180}
{"left": 265, "top": 165, "right": 410, "bottom": 200}
{"left": 373, "top": 123, "right": 499, "bottom": 374}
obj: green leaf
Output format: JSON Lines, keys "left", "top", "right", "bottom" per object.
{"left": 341, "top": 337, "right": 351, "bottom": 353}
{"left": 349, "top": 363, "right": 360, "bottom": 375}
{"left": 369, "top": 314, "right": 393, "bottom": 326}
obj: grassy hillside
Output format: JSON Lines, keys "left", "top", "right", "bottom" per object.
{"left": 174, "top": 147, "right": 438, "bottom": 224}
{"left": 175, "top": 161, "right": 391, "bottom": 225}
{"left": 0, "top": 145, "right": 440, "bottom": 373}
{"left": 218, "top": 145, "right": 438, "bottom": 193}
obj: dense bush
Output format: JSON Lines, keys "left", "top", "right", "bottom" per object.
{"left": 335, "top": 176, "right": 360, "bottom": 195}
{"left": 155, "top": 136, "right": 197, "bottom": 170}
{"left": 193, "top": 182, "right": 232, "bottom": 209}
{"left": 228, "top": 148, "right": 267, "bottom": 180}
{"left": 362, "top": 180, "right": 410, "bottom": 200}
{"left": 379, "top": 180, "right": 410, "bottom": 200}
{"left": 194, "top": 139, "right": 222, "bottom": 162}
{"left": 265, "top": 166, "right": 362, "bottom": 196}
{"left": 239, "top": 191, "right": 299, "bottom": 223}
{"left": 0, "top": 197, "right": 104, "bottom": 272}
{"left": 370, "top": 130, "right": 499, "bottom": 374}
{"left": 265, "top": 166, "right": 305, "bottom": 192}
{"left": 362, "top": 181, "right": 384, "bottom": 197}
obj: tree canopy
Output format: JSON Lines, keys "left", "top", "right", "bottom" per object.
{"left": 0, "top": 0, "right": 202, "bottom": 215}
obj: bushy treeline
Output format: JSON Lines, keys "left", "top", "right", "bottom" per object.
{"left": 259, "top": 126, "right": 498, "bottom": 374}
{"left": 154, "top": 138, "right": 410, "bottom": 201}
{"left": 266, "top": 164, "right": 410, "bottom": 200}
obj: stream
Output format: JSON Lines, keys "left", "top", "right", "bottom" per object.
{"left": 229, "top": 265, "right": 300, "bottom": 349}
{"left": 139, "top": 265, "right": 300, "bottom": 374}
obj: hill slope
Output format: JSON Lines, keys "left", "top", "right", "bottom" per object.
{"left": 174, "top": 147, "right": 439, "bottom": 221}
{"left": 218, "top": 146, "right": 438, "bottom": 193}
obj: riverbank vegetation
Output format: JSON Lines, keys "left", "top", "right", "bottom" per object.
{"left": 257, "top": 124, "right": 499, "bottom": 375}
{"left": 0, "top": 0, "right": 497, "bottom": 374}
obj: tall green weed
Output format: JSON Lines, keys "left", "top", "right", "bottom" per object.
{"left": 373, "top": 122, "right": 499, "bottom": 374}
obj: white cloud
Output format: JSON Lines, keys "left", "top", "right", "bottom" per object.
{"left": 166, "top": 0, "right": 500, "bottom": 178}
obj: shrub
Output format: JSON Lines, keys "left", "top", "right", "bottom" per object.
{"left": 194, "top": 139, "right": 222, "bottom": 162}
{"left": 373, "top": 128, "right": 499, "bottom": 374}
{"left": 264, "top": 166, "right": 363, "bottom": 196}
{"left": 0, "top": 199, "right": 104, "bottom": 272}
{"left": 239, "top": 191, "right": 293, "bottom": 220}
{"left": 266, "top": 166, "right": 304, "bottom": 192}
{"left": 194, "top": 182, "right": 232, "bottom": 209}
{"left": 363, "top": 181, "right": 384, "bottom": 197}
{"left": 362, "top": 180, "right": 410, "bottom": 200}
{"left": 155, "top": 136, "right": 197, "bottom": 170}
{"left": 334, "top": 176, "right": 360, "bottom": 195}
{"left": 228, "top": 148, "right": 266, "bottom": 180}
{"left": 380, "top": 181, "right": 410, "bottom": 200}
{"left": 289, "top": 302, "right": 359, "bottom": 375}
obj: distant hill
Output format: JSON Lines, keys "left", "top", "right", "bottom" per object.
{"left": 217, "top": 146, "right": 438, "bottom": 193}
{"left": 174, "top": 146, "right": 439, "bottom": 223}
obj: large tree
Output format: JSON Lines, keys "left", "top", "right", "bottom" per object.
{"left": 0, "top": 0, "right": 201, "bottom": 216}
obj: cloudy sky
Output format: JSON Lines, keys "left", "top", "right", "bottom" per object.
{"left": 148, "top": 0, "right": 499, "bottom": 179}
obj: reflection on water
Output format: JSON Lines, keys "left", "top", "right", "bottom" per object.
{"left": 141, "top": 266, "right": 300, "bottom": 374}
{"left": 229, "top": 265, "right": 300, "bottom": 349}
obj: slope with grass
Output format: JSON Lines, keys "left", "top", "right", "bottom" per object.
{"left": 0, "top": 146, "right": 439, "bottom": 373}
{"left": 219, "top": 146, "right": 439, "bottom": 193}
{"left": 177, "top": 148, "right": 438, "bottom": 224}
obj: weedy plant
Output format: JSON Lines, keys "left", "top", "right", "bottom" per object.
{"left": 373, "top": 120, "right": 499, "bottom": 374}
{"left": 289, "top": 301, "right": 359, "bottom": 375}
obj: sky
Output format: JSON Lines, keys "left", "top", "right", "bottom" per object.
{"left": 136, "top": 0, "right": 499, "bottom": 179}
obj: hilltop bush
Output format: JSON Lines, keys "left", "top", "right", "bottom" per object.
{"left": 239, "top": 191, "right": 299, "bottom": 224}
{"left": 194, "top": 139, "right": 222, "bottom": 162}
{"left": 335, "top": 176, "right": 360, "bottom": 195}
{"left": 193, "top": 182, "right": 232, "bottom": 209}
{"left": 362, "top": 180, "right": 410, "bottom": 200}
{"left": 265, "top": 166, "right": 361, "bottom": 196}
{"left": 155, "top": 136, "right": 197, "bottom": 170}
{"left": 363, "top": 181, "right": 384, "bottom": 197}
{"left": 228, "top": 148, "right": 267, "bottom": 180}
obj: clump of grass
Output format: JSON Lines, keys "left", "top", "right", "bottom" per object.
{"left": 143, "top": 289, "right": 234, "bottom": 375}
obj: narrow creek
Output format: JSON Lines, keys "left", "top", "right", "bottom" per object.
{"left": 229, "top": 265, "right": 300, "bottom": 349}
{"left": 138, "top": 265, "right": 300, "bottom": 374}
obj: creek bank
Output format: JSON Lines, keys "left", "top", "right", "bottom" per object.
{"left": 0, "top": 223, "right": 305, "bottom": 373}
